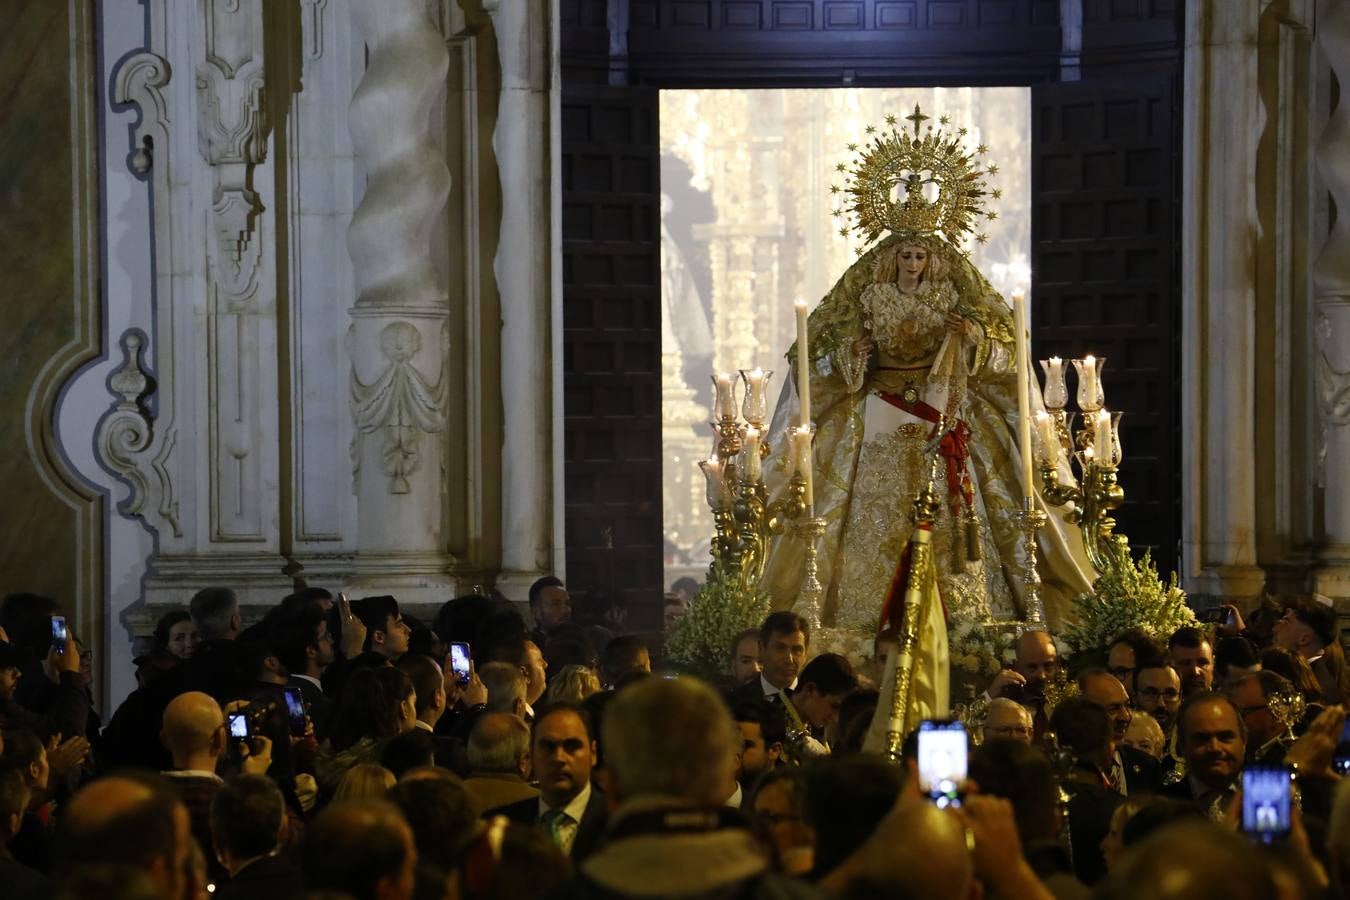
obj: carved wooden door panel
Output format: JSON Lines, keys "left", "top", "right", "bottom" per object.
{"left": 1030, "top": 76, "right": 1180, "bottom": 578}
{"left": 560, "top": 86, "right": 665, "bottom": 630}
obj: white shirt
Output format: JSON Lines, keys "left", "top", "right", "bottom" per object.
{"left": 163, "top": 769, "right": 224, "bottom": 784}
{"left": 538, "top": 781, "right": 592, "bottom": 856}
{"left": 413, "top": 720, "right": 434, "bottom": 733}
{"left": 725, "top": 783, "right": 743, "bottom": 808}
{"left": 291, "top": 673, "right": 323, "bottom": 693}
{"left": 760, "top": 673, "right": 798, "bottom": 698}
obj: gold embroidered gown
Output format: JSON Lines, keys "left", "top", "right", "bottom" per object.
{"left": 762, "top": 235, "right": 1095, "bottom": 684}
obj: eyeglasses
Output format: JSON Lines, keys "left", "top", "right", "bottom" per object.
{"left": 1139, "top": 688, "right": 1180, "bottom": 702}
{"left": 987, "top": 725, "right": 1033, "bottom": 738}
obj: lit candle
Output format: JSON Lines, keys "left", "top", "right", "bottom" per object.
{"left": 1034, "top": 410, "right": 1059, "bottom": 465}
{"left": 712, "top": 373, "right": 737, "bottom": 421}
{"left": 740, "top": 367, "right": 772, "bottom": 424}
{"left": 1094, "top": 409, "right": 1112, "bottom": 461}
{"left": 793, "top": 426, "right": 815, "bottom": 511}
{"left": 741, "top": 427, "right": 762, "bottom": 481}
{"left": 698, "top": 457, "right": 729, "bottom": 508}
{"left": 795, "top": 299, "right": 812, "bottom": 430}
{"left": 1012, "top": 291, "right": 1035, "bottom": 500}
{"left": 1039, "top": 357, "right": 1067, "bottom": 410}
{"left": 1074, "top": 356, "right": 1103, "bottom": 411}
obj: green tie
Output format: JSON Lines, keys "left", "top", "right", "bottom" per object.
{"left": 540, "top": 808, "right": 569, "bottom": 847}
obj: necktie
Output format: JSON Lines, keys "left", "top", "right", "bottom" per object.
{"left": 540, "top": 808, "right": 570, "bottom": 848}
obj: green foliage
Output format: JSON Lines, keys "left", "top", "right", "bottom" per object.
{"left": 665, "top": 568, "right": 771, "bottom": 679}
{"left": 1062, "top": 549, "right": 1196, "bottom": 654}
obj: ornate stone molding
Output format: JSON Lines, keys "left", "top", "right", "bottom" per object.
{"left": 96, "top": 331, "right": 182, "bottom": 537}
{"left": 196, "top": 0, "right": 267, "bottom": 309}
{"left": 351, "top": 321, "right": 448, "bottom": 494}
{"left": 113, "top": 51, "right": 171, "bottom": 175}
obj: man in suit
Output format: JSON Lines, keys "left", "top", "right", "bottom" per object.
{"left": 1078, "top": 667, "right": 1160, "bottom": 795}
{"left": 1160, "top": 691, "right": 1247, "bottom": 815}
{"left": 728, "top": 612, "right": 810, "bottom": 707}
{"left": 273, "top": 605, "right": 336, "bottom": 740}
{"left": 464, "top": 713, "right": 538, "bottom": 811}
{"left": 210, "top": 774, "right": 302, "bottom": 900}
{"left": 397, "top": 654, "right": 469, "bottom": 773}
{"left": 487, "top": 702, "right": 606, "bottom": 862}
{"left": 1227, "top": 670, "right": 1295, "bottom": 765}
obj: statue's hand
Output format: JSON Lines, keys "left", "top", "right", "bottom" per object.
{"left": 850, "top": 337, "right": 874, "bottom": 358}
{"left": 944, "top": 312, "right": 966, "bottom": 335}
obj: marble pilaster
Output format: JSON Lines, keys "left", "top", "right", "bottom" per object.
{"left": 485, "top": 0, "right": 561, "bottom": 601}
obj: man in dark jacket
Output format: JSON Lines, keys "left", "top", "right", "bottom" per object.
{"left": 210, "top": 775, "right": 303, "bottom": 900}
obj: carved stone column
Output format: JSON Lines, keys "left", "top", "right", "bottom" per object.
{"left": 102, "top": 0, "right": 288, "bottom": 610}
{"left": 1313, "top": 0, "right": 1350, "bottom": 599}
{"left": 1180, "top": 1, "right": 1268, "bottom": 603}
{"left": 346, "top": 0, "right": 455, "bottom": 597}
{"left": 485, "top": 0, "right": 558, "bottom": 600}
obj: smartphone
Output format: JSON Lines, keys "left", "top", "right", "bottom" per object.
{"left": 50, "top": 616, "right": 68, "bottom": 654}
{"left": 1241, "top": 765, "right": 1292, "bottom": 844}
{"left": 282, "top": 687, "right": 307, "bottom": 737}
{"left": 449, "top": 642, "right": 472, "bottom": 686}
{"left": 227, "top": 711, "right": 250, "bottom": 740}
{"left": 1197, "top": 607, "right": 1229, "bottom": 625}
{"left": 1333, "top": 718, "right": 1350, "bottom": 776}
{"left": 917, "top": 719, "right": 967, "bottom": 809}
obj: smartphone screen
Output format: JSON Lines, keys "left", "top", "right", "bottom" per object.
{"left": 1242, "top": 765, "right": 1291, "bottom": 844}
{"left": 1333, "top": 719, "right": 1350, "bottom": 776}
{"left": 50, "top": 616, "right": 68, "bottom": 652}
{"left": 282, "top": 687, "right": 307, "bottom": 736}
{"left": 449, "top": 642, "right": 472, "bottom": 685}
{"left": 918, "top": 719, "right": 967, "bottom": 809}
{"left": 1197, "top": 607, "right": 1227, "bottom": 624}
{"left": 227, "top": 712, "right": 250, "bottom": 740}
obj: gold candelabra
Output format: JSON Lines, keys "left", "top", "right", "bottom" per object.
{"left": 1034, "top": 355, "right": 1131, "bottom": 576}
{"left": 699, "top": 369, "right": 816, "bottom": 600}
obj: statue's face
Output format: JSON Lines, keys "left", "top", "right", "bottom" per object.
{"left": 897, "top": 245, "right": 929, "bottom": 281}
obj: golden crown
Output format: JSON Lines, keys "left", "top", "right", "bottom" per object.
{"left": 831, "top": 105, "right": 1000, "bottom": 249}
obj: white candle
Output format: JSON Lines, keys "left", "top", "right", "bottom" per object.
{"left": 741, "top": 427, "right": 762, "bottom": 481}
{"left": 1012, "top": 292, "right": 1035, "bottom": 500}
{"left": 1110, "top": 411, "right": 1124, "bottom": 465}
{"left": 740, "top": 367, "right": 772, "bottom": 424}
{"left": 1094, "top": 409, "right": 1112, "bottom": 461}
{"left": 698, "top": 457, "right": 728, "bottom": 508}
{"left": 1040, "top": 357, "right": 1067, "bottom": 410}
{"left": 795, "top": 299, "right": 812, "bottom": 430}
{"left": 1075, "top": 355, "right": 1101, "bottom": 411}
{"left": 1034, "top": 410, "right": 1059, "bottom": 465}
{"left": 712, "top": 373, "right": 737, "bottom": 421}
{"left": 793, "top": 426, "right": 815, "bottom": 511}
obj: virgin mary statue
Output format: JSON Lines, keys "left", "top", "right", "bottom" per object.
{"left": 760, "top": 108, "right": 1095, "bottom": 727}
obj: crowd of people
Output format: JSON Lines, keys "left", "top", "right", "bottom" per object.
{"left": 0, "top": 581, "right": 1347, "bottom": 900}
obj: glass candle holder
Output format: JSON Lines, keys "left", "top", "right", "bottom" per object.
{"left": 712, "top": 373, "right": 738, "bottom": 421}
{"left": 1039, "top": 357, "right": 1068, "bottom": 410}
{"left": 1072, "top": 356, "right": 1105, "bottom": 412}
{"left": 740, "top": 368, "right": 773, "bottom": 425}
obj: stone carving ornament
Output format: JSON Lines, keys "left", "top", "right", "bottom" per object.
{"left": 351, "top": 322, "right": 448, "bottom": 494}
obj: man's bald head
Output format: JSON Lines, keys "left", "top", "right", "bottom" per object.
{"left": 1102, "top": 822, "right": 1276, "bottom": 900}
{"left": 1013, "top": 630, "right": 1060, "bottom": 688}
{"left": 61, "top": 775, "right": 191, "bottom": 900}
{"left": 161, "top": 691, "right": 224, "bottom": 754}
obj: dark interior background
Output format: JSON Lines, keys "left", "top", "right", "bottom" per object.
{"left": 560, "top": 0, "right": 1183, "bottom": 628}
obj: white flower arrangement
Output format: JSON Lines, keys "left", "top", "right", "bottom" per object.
{"left": 1062, "top": 549, "right": 1195, "bottom": 654}
{"left": 664, "top": 569, "right": 771, "bottom": 679}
